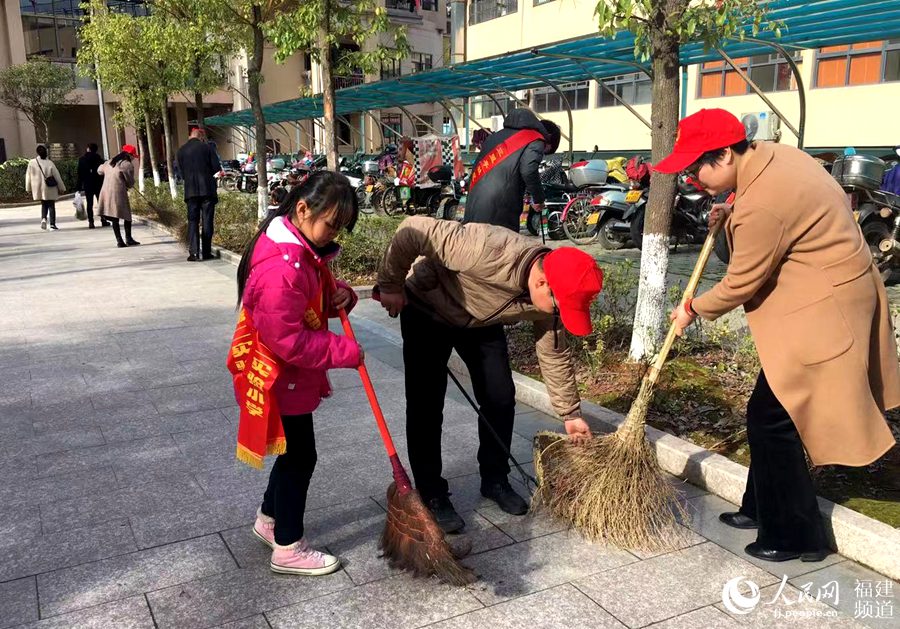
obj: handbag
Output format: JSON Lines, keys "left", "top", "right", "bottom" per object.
{"left": 73, "top": 191, "right": 86, "bottom": 220}
{"left": 37, "top": 160, "right": 58, "bottom": 188}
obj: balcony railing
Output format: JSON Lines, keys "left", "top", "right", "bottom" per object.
{"left": 469, "top": 0, "right": 518, "bottom": 25}
{"left": 385, "top": 0, "right": 417, "bottom": 11}
{"left": 333, "top": 74, "right": 365, "bottom": 90}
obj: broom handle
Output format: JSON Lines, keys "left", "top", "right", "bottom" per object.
{"left": 647, "top": 192, "right": 735, "bottom": 385}
{"left": 336, "top": 308, "right": 398, "bottom": 459}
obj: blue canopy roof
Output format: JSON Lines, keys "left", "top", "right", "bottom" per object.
{"left": 205, "top": 0, "right": 900, "bottom": 128}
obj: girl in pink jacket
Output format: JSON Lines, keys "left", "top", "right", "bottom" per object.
{"left": 236, "top": 171, "right": 362, "bottom": 576}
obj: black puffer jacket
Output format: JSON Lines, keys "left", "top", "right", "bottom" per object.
{"left": 463, "top": 108, "right": 547, "bottom": 231}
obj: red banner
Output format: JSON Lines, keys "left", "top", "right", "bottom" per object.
{"left": 469, "top": 129, "right": 544, "bottom": 189}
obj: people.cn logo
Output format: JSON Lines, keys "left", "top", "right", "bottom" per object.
{"left": 721, "top": 576, "right": 761, "bottom": 615}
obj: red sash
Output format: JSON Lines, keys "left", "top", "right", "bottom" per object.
{"left": 469, "top": 129, "right": 544, "bottom": 189}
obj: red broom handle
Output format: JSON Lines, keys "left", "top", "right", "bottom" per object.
{"left": 337, "top": 307, "right": 398, "bottom": 458}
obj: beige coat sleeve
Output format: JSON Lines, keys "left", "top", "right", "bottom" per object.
{"left": 377, "top": 216, "right": 481, "bottom": 293}
{"left": 25, "top": 161, "right": 33, "bottom": 193}
{"left": 51, "top": 162, "right": 66, "bottom": 194}
{"left": 693, "top": 206, "right": 790, "bottom": 320}
{"left": 533, "top": 317, "right": 582, "bottom": 418}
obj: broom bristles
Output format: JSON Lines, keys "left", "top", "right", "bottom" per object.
{"left": 379, "top": 482, "right": 476, "bottom": 586}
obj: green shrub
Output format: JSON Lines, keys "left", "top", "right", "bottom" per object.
{"left": 334, "top": 215, "right": 401, "bottom": 284}
{"left": 0, "top": 157, "right": 78, "bottom": 202}
{"left": 214, "top": 193, "right": 258, "bottom": 253}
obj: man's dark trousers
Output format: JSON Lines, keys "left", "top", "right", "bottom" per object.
{"left": 187, "top": 196, "right": 216, "bottom": 259}
{"left": 400, "top": 303, "right": 516, "bottom": 500}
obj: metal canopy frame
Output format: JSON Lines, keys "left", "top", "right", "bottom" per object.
{"left": 204, "top": 0, "right": 900, "bottom": 153}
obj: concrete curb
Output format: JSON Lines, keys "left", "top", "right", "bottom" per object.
{"left": 349, "top": 314, "right": 900, "bottom": 581}
{"left": 135, "top": 212, "right": 899, "bottom": 580}
{"left": 1, "top": 193, "right": 76, "bottom": 209}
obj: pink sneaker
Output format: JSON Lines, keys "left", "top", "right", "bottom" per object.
{"left": 252, "top": 509, "right": 275, "bottom": 548}
{"left": 270, "top": 539, "right": 340, "bottom": 576}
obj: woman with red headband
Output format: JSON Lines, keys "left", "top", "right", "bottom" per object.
{"left": 662, "top": 108, "right": 899, "bottom": 563}
{"left": 98, "top": 144, "right": 140, "bottom": 248}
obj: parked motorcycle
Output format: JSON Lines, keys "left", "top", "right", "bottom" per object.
{"left": 560, "top": 158, "right": 635, "bottom": 247}
{"left": 629, "top": 176, "right": 713, "bottom": 250}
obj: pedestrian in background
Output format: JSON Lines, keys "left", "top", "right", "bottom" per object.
{"left": 177, "top": 127, "right": 221, "bottom": 262}
{"left": 77, "top": 142, "right": 108, "bottom": 228}
{"left": 98, "top": 145, "right": 140, "bottom": 248}
{"left": 25, "top": 144, "right": 66, "bottom": 231}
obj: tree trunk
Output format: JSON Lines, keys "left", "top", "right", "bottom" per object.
{"left": 194, "top": 91, "right": 205, "bottom": 128}
{"left": 137, "top": 126, "right": 147, "bottom": 194}
{"left": 42, "top": 121, "right": 50, "bottom": 146}
{"left": 160, "top": 98, "right": 177, "bottom": 200}
{"left": 628, "top": 16, "right": 681, "bottom": 361}
{"left": 249, "top": 9, "right": 268, "bottom": 219}
{"left": 143, "top": 111, "right": 161, "bottom": 187}
{"left": 319, "top": 4, "right": 339, "bottom": 171}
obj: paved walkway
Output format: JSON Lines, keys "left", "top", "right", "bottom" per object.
{"left": 0, "top": 204, "right": 896, "bottom": 629}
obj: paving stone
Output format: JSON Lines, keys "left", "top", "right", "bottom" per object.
{"left": 647, "top": 606, "right": 742, "bottom": 629}
{"left": 36, "top": 434, "right": 185, "bottom": 478}
{"left": 0, "top": 455, "right": 38, "bottom": 488}
{"left": 0, "top": 577, "right": 38, "bottom": 629}
{"left": 476, "top": 503, "right": 569, "bottom": 543}
{"left": 787, "top": 561, "right": 899, "bottom": 629}
{"left": 715, "top": 581, "right": 866, "bottom": 628}
{"left": 146, "top": 565, "right": 352, "bottom": 628}
{"left": 0, "top": 518, "right": 136, "bottom": 582}
{"left": 100, "top": 408, "right": 229, "bottom": 444}
{"left": 212, "top": 616, "right": 272, "bottom": 629}
{"left": 171, "top": 424, "right": 241, "bottom": 471}
{"left": 682, "top": 493, "right": 845, "bottom": 578}
{"left": 37, "top": 534, "right": 237, "bottom": 617}
{"left": 431, "top": 583, "right": 625, "bottom": 629}
{"left": 39, "top": 476, "right": 205, "bottom": 534}
{"left": 265, "top": 573, "right": 483, "bottom": 629}
{"left": 573, "top": 542, "right": 779, "bottom": 627}
{"left": 14, "top": 594, "right": 154, "bottom": 629}
{"left": 0, "top": 467, "right": 119, "bottom": 508}
{"left": 147, "top": 383, "right": 228, "bottom": 415}
{"left": 0, "top": 505, "right": 42, "bottom": 546}
{"left": 464, "top": 529, "right": 637, "bottom": 606}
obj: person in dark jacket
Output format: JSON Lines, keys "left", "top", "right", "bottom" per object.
{"left": 76, "top": 143, "right": 108, "bottom": 228}
{"left": 176, "top": 127, "right": 221, "bottom": 261}
{"left": 463, "top": 109, "right": 558, "bottom": 231}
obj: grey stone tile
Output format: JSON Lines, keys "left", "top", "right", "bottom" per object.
{"left": 464, "top": 530, "right": 637, "bottom": 606}
{"left": 0, "top": 505, "right": 42, "bottom": 546}
{"left": 622, "top": 524, "right": 707, "bottom": 560}
{"left": 129, "top": 490, "right": 262, "bottom": 550}
{"left": 99, "top": 408, "right": 229, "bottom": 444}
{"left": 194, "top": 460, "right": 271, "bottom": 499}
{"left": 0, "top": 455, "right": 38, "bottom": 485}
{"left": 36, "top": 434, "right": 185, "bottom": 478}
{"left": 90, "top": 390, "right": 155, "bottom": 411}
{"left": 0, "top": 577, "right": 38, "bottom": 629}
{"left": 37, "top": 535, "right": 237, "bottom": 617}
{"left": 213, "top": 616, "right": 272, "bottom": 629}
{"left": 477, "top": 503, "right": 568, "bottom": 543}
{"left": 171, "top": 424, "right": 240, "bottom": 472}
{"left": 682, "top": 493, "right": 845, "bottom": 578}
{"left": 647, "top": 606, "right": 742, "bottom": 629}
{"left": 0, "top": 518, "right": 136, "bottom": 582}
{"left": 15, "top": 594, "right": 154, "bottom": 629}
{"left": 147, "top": 383, "right": 228, "bottom": 415}
{"left": 40, "top": 476, "right": 205, "bottom": 534}
{"left": 573, "top": 542, "right": 779, "bottom": 628}
{"left": 715, "top": 581, "right": 866, "bottom": 628}
{"left": 265, "top": 573, "right": 484, "bottom": 629}
{"left": 788, "top": 561, "right": 899, "bottom": 629}
{"left": 431, "top": 583, "right": 625, "bottom": 629}
{"left": 0, "top": 467, "right": 119, "bottom": 509}
{"left": 146, "top": 565, "right": 352, "bottom": 628}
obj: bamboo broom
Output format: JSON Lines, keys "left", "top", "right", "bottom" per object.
{"left": 534, "top": 199, "right": 731, "bottom": 552}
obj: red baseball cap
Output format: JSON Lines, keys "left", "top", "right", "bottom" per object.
{"left": 122, "top": 144, "right": 138, "bottom": 158}
{"left": 543, "top": 248, "right": 604, "bottom": 336}
{"left": 654, "top": 108, "right": 746, "bottom": 174}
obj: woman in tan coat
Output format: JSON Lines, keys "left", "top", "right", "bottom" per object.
{"left": 98, "top": 144, "right": 140, "bottom": 248}
{"left": 663, "top": 109, "right": 900, "bottom": 563}
{"left": 25, "top": 145, "right": 66, "bottom": 230}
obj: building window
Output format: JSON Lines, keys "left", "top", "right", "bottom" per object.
{"left": 415, "top": 121, "right": 432, "bottom": 137}
{"left": 597, "top": 73, "right": 651, "bottom": 107}
{"left": 532, "top": 81, "right": 589, "bottom": 112}
{"left": 381, "top": 113, "right": 403, "bottom": 139}
{"left": 410, "top": 52, "right": 433, "bottom": 73}
{"left": 421, "top": 0, "right": 438, "bottom": 10}
{"left": 533, "top": 0, "right": 556, "bottom": 5}
{"left": 698, "top": 52, "right": 801, "bottom": 98}
{"left": 469, "top": 0, "right": 518, "bottom": 26}
{"left": 815, "top": 40, "right": 900, "bottom": 87}
{"left": 381, "top": 56, "right": 402, "bottom": 80}
{"left": 469, "top": 94, "right": 513, "bottom": 119}
{"left": 385, "top": 0, "right": 416, "bottom": 11}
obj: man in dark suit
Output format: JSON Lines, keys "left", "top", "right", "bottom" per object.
{"left": 76, "top": 143, "right": 107, "bottom": 228}
{"left": 176, "top": 127, "right": 221, "bottom": 261}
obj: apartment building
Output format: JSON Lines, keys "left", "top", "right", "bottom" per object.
{"left": 460, "top": 0, "right": 900, "bottom": 153}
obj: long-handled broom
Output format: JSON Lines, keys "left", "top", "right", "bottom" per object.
{"left": 533, "top": 196, "right": 733, "bottom": 552}
{"left": 335, "top": 306, "right": 475, "bottom": 585}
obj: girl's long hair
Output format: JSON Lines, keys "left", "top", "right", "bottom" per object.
{"left": 109, "top": 151, "right": 132, "bottom": 167}
{"left": 236, "top": 170, "right": 359, "bottom": 305}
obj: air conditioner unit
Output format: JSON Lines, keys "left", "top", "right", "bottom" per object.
{"left": 490, "top": 115, "right": 504, "bottom": 132}
{"left": 740, "top": 111, "right": 781, "bottom": 142}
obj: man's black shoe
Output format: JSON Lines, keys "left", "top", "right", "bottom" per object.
{"left": 719, "top": 512, "right": 758, "bottom": 529}
{"left": 424, "top": 495, "right": 465, "bottom": 534}
{"left": 744, "top": 542, "right": 801, "bottom": 563}
{"left": 187, "top": 254, "right": 199, "bottom": 262}
{"left": 481, "top": 480, "right": 528, "bottom": 515}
